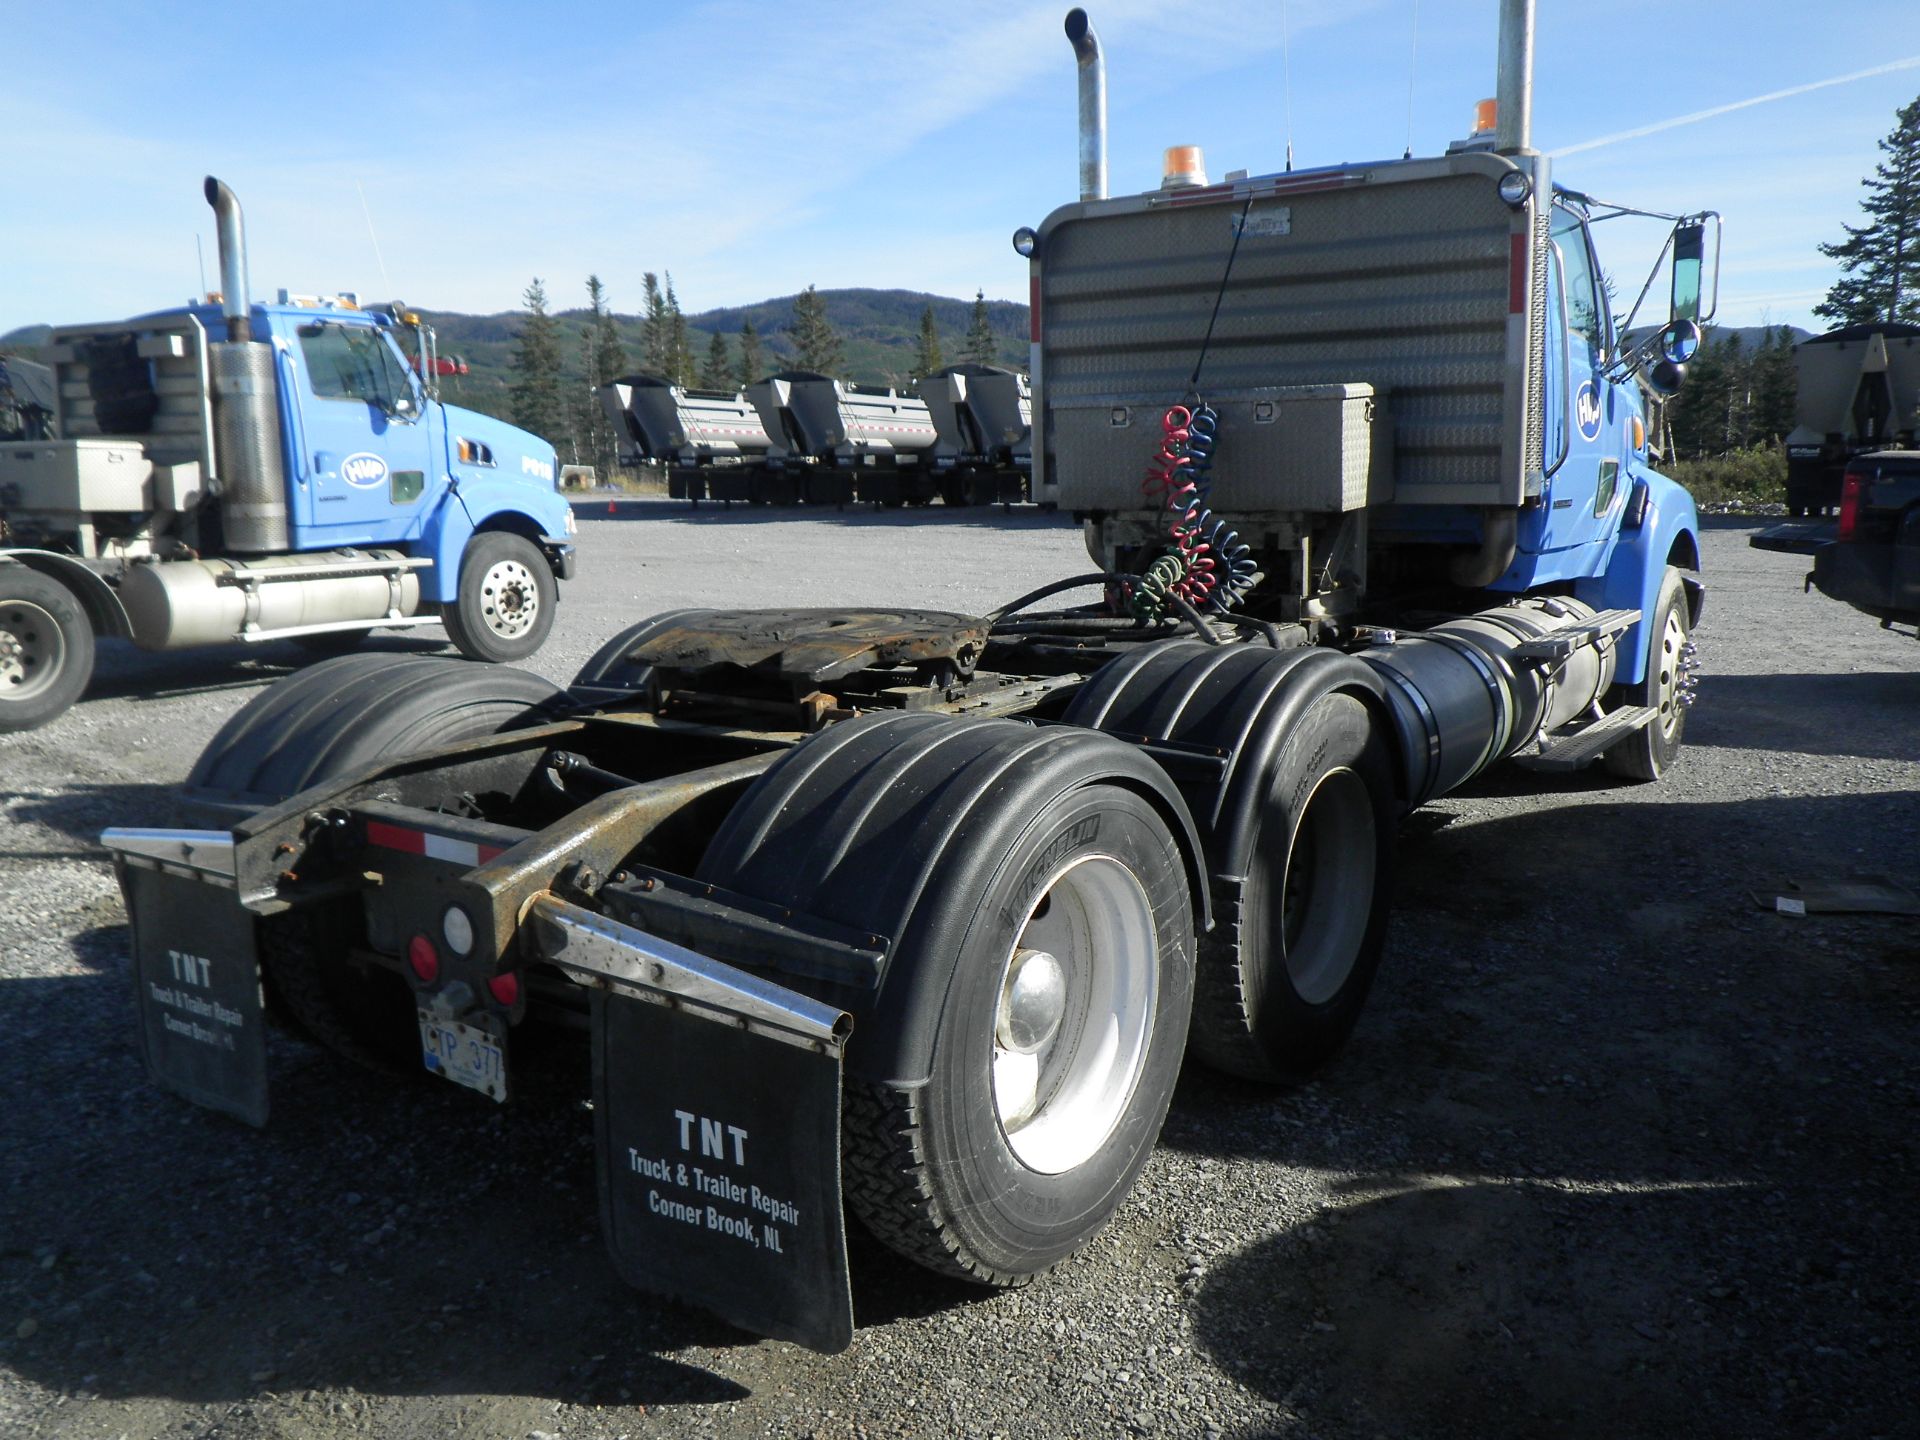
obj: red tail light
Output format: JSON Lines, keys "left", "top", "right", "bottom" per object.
{"left": 1837, "top": 469, "right": 1867, "bottom": 540}
{"left": 487, "top": 972, "right": 520, "bottom": 1007}
{"left": 407, "top": 934, "right": 439, "bottom": 983}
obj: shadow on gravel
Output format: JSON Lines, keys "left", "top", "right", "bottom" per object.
{"left": 1683, "top": 670, "right": 1920, "bottom": 761}
{"left": 75, "top": 633, "right": 449, "bottom": 708}
{"left": 2, "top": 783, "right": 194, "bottom": 858}
{"left": 575, "top": 498, "right": 1074, "bottom": 532}
{"left": 1158, "top": 786, "right": 1918, "bottom": 1438}
{"left": 0, "top": 961, "right": 764, "bottom": 1408}
{"left": 0, "top": 943, "right": 986, "bottom": 1415}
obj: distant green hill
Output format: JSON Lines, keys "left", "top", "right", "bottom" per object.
{"left": 0, "top": 289, "right": 1029, "bottom": 425}
{"left": 419, "top": 288, "right": 1028, "bottom": 421}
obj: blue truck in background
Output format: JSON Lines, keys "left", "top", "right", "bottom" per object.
{"left": 0, "top": 177, "right": 576, "bottom": 732}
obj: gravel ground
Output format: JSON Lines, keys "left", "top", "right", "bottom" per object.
{"left": 2, "top": 501, "right": 1916, "bottom": 1440}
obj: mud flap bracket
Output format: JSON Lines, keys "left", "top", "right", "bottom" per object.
{"left": 527, "top": 894, "right": 855, "bottom": 1354}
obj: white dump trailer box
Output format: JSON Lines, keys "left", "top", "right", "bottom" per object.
{"left": 922, "top": 363, "right": 1033, "bottom": 472}
{"left": 599, "top": 374, "right": 772, "bottom": 468}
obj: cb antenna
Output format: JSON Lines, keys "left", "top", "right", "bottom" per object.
{"left": 1281, "top": 0, "right": 1295, "bottom": 172}
{"left": 1404, "top": 0, "right": 1420, "bottom": 159}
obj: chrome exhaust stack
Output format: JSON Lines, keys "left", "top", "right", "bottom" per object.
{"left": 204, "top": 177, "right": 253, "bottom": 343}
{"left": 1494, "top": 0, "right": 1535, "bottom": 154}
{"left": 1065, "top": 9, "right": 1107, "bottom": 201}
{"left": 202, "top": 175, "right": 290, "bottom": 552}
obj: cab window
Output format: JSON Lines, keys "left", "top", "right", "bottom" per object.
{"left": 298, "top": 323, "right": 414, "bottom": 411}
{"left": 1550, "top": 204, "right": 1608, "bottom": 364}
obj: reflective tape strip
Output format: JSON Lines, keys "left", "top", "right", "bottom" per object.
{"left": 365, "top": 820, "right": 505, "bottom": 867}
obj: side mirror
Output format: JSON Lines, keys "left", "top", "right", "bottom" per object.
{"left": 1659, "top": 319, "right": 1701, "bottom": 365}
{"left": 1670, "top": 222, "right": 1705, "bottom": 324}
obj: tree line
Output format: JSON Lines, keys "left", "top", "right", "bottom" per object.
{"left": 508, "top": 277, "right": 1007, "bottom": 479}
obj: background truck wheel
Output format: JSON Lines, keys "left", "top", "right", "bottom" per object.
{"left": 1603, "top": 565, "right": 1693, "bottom": 782}
{"left": 698, "top": 714, "right": 1197, "bottom": 1285}
{"left": 0, "top": 566, "right": 94, "bottom": 733}
{"left": 1192, "top": 692, "right": 1395, "bottom": 1082}
{"left": 440, "top": 531, "right": 556, "bottom": 662}
{"left": 186, "top": 654, "right": 562, "bottom": 1070}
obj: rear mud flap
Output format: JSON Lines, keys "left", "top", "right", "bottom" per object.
{"left": 103, "top": 829, "right": 269, "bottom": 1128}
{"left": 530, "top": 896, "right": 855, "bottom": 1353}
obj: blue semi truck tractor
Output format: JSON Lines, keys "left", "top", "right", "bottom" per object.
{"left": 106, "top": 2, "right": 1710, "bottom": 1353}
{"left": 0, "top": 177, "right": 576, "bottom": 732}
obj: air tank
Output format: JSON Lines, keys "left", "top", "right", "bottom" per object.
{"left": 119, "top": 551, "right": 423, "bottom": 650}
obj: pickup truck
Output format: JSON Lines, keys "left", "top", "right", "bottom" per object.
{"left": 1752, "top": 449, "right": 1920, "bottom": 635}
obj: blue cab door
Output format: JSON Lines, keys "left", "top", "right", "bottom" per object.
{"left": 1528, "top": 202, "right": 1632, "bottom": 574}
{"left": 285, "top": 317, "right": 436, "bottom": 546}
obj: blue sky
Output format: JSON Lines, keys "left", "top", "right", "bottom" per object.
{"left": 1, "top": 0, "right": 1915, "bottom": 336}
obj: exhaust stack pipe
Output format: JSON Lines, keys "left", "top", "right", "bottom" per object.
{"left": 1065, "top": 9, "right": 1107, "bottom": 201}
{"left": 203, "top": 176, "right": 252, "bottom": 342}
{"left": 1494, "top": 0, "right": 1534, "bottom": 154}
{"left": 200, "top": 174, "right": 290, "bottom": 552}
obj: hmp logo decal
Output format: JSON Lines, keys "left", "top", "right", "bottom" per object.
{"left": 1574, "top": 381, "right": 1604, "bottom": 443}
{"left": 340, "top": 452, "right": 389, "bottom": 488}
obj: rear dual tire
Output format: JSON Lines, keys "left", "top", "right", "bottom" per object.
{"left": 189, "top": 654, "right": 563, "bottom": 1069}
{"left": 699, "top": 715, "right": 1196, "bottom": 1284}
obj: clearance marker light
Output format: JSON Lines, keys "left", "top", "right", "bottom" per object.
{"left": 487, "top": 973, "right": 520, "bottom": 1007}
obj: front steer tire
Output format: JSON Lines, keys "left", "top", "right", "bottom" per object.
{"left": 441, "top": 531, "right": 557, "bottom": 663}
{"left": 0, "top": 566, "right": 94, "bottom": 733}
{"left": 1602, "top": 565, "right": 1693, "bottom": 782}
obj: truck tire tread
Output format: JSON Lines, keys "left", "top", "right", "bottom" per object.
{"left": 840, "top": 1078, "right": 1037, "bottom": 1289}
{"left": 257, "top": 908, "right": 419, "bottom": 1075}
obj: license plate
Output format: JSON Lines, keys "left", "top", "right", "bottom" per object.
{"left": 418, "top": 1014, "right": 507, "bottom": 1101}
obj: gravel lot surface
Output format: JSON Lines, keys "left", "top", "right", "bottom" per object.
{"left": 2, "top": 501, "right": 1916, "bottom": 1440}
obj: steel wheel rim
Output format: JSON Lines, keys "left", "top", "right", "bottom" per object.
{"left": 0, "top": 599, "right": 63, "bottom": 702}
{"left": 992, "top": 853, "right": 1158, "bottom": 1175}
{"left": 478, "top": 557, "right": 539, "bottom": 640}
{"left": 1280, "top": 767, "right": 1374, "bottom": 1006}
{"left": 1653, "top": 603, "right": 1685, "bottom": 739}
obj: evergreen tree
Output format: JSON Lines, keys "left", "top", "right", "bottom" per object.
{"left": 915, "top": 305, "right": 945, "bottom": 378}
{"left": 963, "top": 289, "right": 997, "bottom": 365}
{"left": 577, "top": 274, "right": 625, "bottom": 479}
{"left": 700, "top": 331, "right": 731, "bottom": 389}
{"left": 1816, "top": 96, "right": 1920, "bottom": 326}
{"left": 737, "top": 319, "right": 764, "bottom": 388}
{"left": 591, "top": 275, "right": 627, "bottom": 379}
{"left": 1751, "top": 326, "right": 1798, "bottom": 442}
{"left": 509, "top": 278, "right": 565, "bottom": 443}
{"left": 640, "top": 272, "right": 671, "bottom": 376}
{"left": 665, "top": 275, "right": 693, "bottom": 387}
{"left": 792, "top": 286, "right": 842, "bottom": 376}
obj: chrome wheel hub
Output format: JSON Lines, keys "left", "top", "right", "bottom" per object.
{"left": 0, "top": 600, "right": 60, "bottom": 699}
{"left": 478, "top": 558, "right": 539, "bottom": 639}
{"left": 992, "top": 854, "right": 1158, "bottom": 1176}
